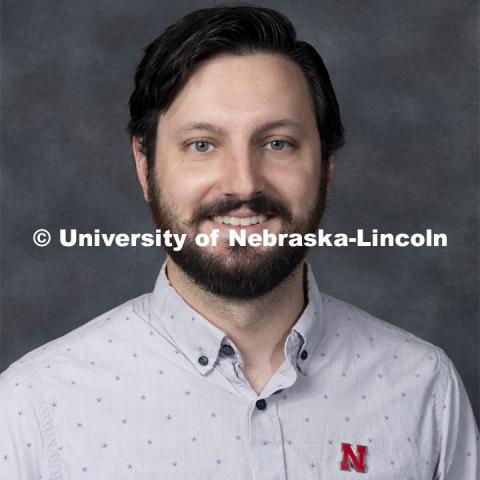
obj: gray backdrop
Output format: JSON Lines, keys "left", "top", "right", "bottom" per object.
{"left": 1, "top": 0, "right": 479, "bottom": 421}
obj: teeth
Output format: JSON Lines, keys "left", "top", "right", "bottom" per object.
{"left": 212, "top": 214, "right": 268, "bottom": 226}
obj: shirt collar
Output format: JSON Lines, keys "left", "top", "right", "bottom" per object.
{"left": 287, "top": 261, "right": 324, "bottom": 375}
{"left": 148, "top": 261, "right": 226, "bottom": 375}
{"left": 148, "top": 260, "right": 324, "bottom": 377}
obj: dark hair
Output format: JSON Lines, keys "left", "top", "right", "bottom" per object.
{"left": 128, "top": 5, "right": 344, "bottom": 168}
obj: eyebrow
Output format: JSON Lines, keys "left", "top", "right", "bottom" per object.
{"left": 175, "top": 119, "right": 307, "bottom": 139}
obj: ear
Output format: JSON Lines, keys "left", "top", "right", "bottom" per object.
{"left": 132, "top": 136, "right": 151, "bottom": 202}
{"left": 325, "top": 154, "right": 335, "bottom": 199}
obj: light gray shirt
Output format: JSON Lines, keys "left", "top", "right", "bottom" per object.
{"left": 0, "top": 261, "right": 478, "bottom": 479}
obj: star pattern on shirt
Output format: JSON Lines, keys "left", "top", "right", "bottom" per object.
{"left": 1, "top": 262, "right": 477, "bottom": 479}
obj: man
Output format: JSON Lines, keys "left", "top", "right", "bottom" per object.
{"left": 0, "top": 6, "right": 478, "bottom": 479}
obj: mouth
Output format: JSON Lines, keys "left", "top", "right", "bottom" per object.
{"left": 210, "top": 214, "right": 273, "bottom": 227}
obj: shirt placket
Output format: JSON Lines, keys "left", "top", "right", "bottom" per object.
{"left": 247, "top": 333, "right": 303, "bottom": 480}
{"left": 212, "top": 333, "right": 304, "bottom": 480}
{"left": 249, "top": 395, "right": 287, "bottom": 480}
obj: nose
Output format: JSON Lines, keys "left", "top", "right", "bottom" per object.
{"left": 219, "top": 147, "right": 265, "bottom": 198}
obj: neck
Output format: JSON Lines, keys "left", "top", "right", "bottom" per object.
{"left": 166, "top": 256, "right": 307, "bottom": 389}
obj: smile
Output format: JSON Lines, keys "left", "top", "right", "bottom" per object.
{"left": 212, "top": 214, "right": 269, "bottom": 226}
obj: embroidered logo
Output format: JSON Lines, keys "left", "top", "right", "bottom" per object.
{"left": 340, "top": 442, "right": 368, "bottom": 473}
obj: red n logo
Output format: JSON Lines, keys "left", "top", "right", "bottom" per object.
{"left": 340, "top": 443, "right": 368, "bottom": 473}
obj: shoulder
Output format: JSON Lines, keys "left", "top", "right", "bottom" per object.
{"left": 0, "top": 293, "right": 153, "bottom": 477}
{"left": 319, "top": 292, "right": 449, "bottom": 379}
{"left": 1, "top": 293, "right": 149, "bottom": 386}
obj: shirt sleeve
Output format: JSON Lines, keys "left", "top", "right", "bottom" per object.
{"left": 434, "top": 351, "right": 479, "bottom": 479}
{"left": 0, "top": 366, "right": 49, "bottom": 480}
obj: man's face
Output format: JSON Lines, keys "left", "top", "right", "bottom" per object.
{"left": 137, "top": 53, "right": 327, "bottom": 298}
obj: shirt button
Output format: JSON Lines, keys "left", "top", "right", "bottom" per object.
{"left": 300, "top": 350, "right": 308, "bottom": 360}
{"left": 220, "top": 345, "right": 235, "bottom": 356}
{"left": 198, "top": 355, "right": 209, "bottom": 366}
{"left": 256, "top": 399, "right": 267, "bottom": 410}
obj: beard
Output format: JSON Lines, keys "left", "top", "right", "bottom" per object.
{"left": 147, "top": 171, "right": 328, "bottom": 300}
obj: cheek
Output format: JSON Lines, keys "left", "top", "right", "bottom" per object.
{"left": 267, "top": 163, "right": 320, "bottom": 215}
{"left": 155, "top": 157, "right": 219, "bottom": 217}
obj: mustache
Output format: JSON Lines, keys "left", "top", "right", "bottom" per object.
{"left": 188, "top": 194, "right": 292, "bottom": 226}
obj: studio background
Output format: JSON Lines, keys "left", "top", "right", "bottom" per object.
{"left": 1, "top": 0, "right": 478, "bottom": 421}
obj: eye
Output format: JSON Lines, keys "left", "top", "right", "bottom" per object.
{"left": 188, "top": 140, "right": 214, "bottom": 153}
{"left": 265, "top": 139, "right": 293, "bottom": 151}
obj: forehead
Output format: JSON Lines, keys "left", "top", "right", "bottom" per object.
{"left": 159, "top": 53, "right": 317, "bottom": 134}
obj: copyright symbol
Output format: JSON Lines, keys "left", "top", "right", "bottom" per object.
{"left": 33, "top": 229, "right": 51, "bottom": 247}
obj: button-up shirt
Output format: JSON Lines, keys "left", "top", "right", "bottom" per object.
{"left": 0, "top": 261, "right": 478, "bottom": 479}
